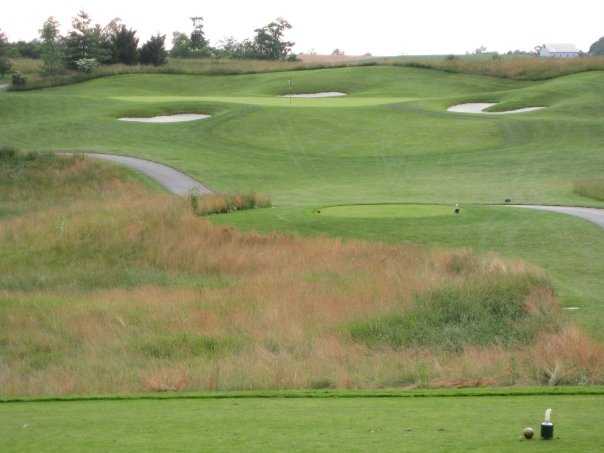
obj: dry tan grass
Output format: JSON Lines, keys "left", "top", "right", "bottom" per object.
{"left": 297, "top": 54, "right": 373, "bottom": 64}
{"left": 400, "top": 56, "right": 604, "bottom": 80}
{"left": 191, "top": 192, "right": 271, "bottom": 216}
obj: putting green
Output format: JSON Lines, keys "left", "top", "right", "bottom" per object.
{"left": 112, "top": 95, "right": 416, "bottom": 107}
{"left": 318, "top": 204, "right": 457, "bottom": 218}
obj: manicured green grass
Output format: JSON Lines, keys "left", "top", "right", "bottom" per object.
{"left": 574, "top": 179, "right": 604, "bottom": 202}
{"left": 319, "top": 203, "right": 455, "bottom": 218}
{"left": 114, "top": 95, "right": 418, "bottom": 107}
{"left": 1, "top": 67, "right": 603, "bottom": 208}
{"left": 2, "top": 394, "right": 604, "bottom": 452}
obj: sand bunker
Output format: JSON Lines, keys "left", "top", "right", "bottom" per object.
{"left": 118, "top": 114, "right": 210, "bottom": 123}
{"left": 282, "top": 92, "right": 347, "bottom": 98}
{"left": 0, "top": 84, "right": 8, "bottom": 91}
{"left": 447, "top": 103, "right": 544, "bottom": 115}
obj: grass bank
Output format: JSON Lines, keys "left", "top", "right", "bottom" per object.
{"left": 574, "top": 179, "right": 604, "bottom": 201}
{"left": 391, "top": 55, "right": 604, "bottom": 80}
{"left": 7, "top": 57, "right": 378, "bottom": 91}
{"left": 8, "top": 55, "right": 604, "bottom": 92}
{"left": 2, "top": 152, "right": 602, "bottom": 397}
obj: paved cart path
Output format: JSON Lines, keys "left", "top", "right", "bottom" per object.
{"left": 510, "top": 205, "right": 604, "bottom": 230}
{"left": 73, "top": 153, "right": 213, "bottom": 196}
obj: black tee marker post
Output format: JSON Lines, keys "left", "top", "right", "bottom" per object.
{"left": 540, "top": 408, "right": 554, "bottom": 440}
{"left": 454, "top": 203, "right": 460, "bottom": 214}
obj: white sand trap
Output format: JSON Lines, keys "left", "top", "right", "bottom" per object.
{"left": 0, "top": 84, "right": 8, "bottom": 91}
{"left": 282, "top": 92, "right": 347, "bottom": 98}
{"left": 118, "top": 114, "right": 210, "bottom": 123}
{"left": 447, "top": 103, "right": 544, "bottom": 115}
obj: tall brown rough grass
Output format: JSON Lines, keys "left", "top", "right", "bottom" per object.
{"left": 398, "top": 56, "right": 604, "bottom": 80}
{"left": 10, "top": 55, "right": 604, "bottom": 91}
{"left": 191, "top": 192, "right": 271, "bottom": 216}
{"left": 1, "top": 156, "right": 603, "bottom": 396}
{"left": 8, "top": 57, "right": 377, "bottom": 91}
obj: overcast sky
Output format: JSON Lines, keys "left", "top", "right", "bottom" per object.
{"left": 3, "top": 0, "right": 603, "bottom": 55}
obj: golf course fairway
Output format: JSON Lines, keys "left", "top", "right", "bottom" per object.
{"left": 2, "top": 60, "right": 604, "bottom": 452}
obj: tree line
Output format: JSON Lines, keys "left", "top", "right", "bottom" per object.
{"left": 0, "top": 12, "right": 296, "bottom": 78}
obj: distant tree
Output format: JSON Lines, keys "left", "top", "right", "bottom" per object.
{"left": 474, "top": 45, "right": 487, "bottom": 55}
{"left": 216, "top": 36, "right": 238, "bottom": 57}
{"left": 190, "top": 17, "right": 208, "bottom": 49}
{"left": 589, "top": 37, "right": 604, "bottom": 56}
{"left": 64, "top": 11, "right": 111, "bottom": 68}
{"left": 111, "top": 25, "right": 139, "bottom": 65}
{"left": 139, "top": 34, "right": 168, "bottom": 66}
{"left": 171, "top": 17, "right": 212, "bottom": 58}
{"left": 215, "top": 36, "right": 256, "bottom": 58}
{"left": 8, "top": 40, "right": 43, "bottom": 59}
{"left": 332, "top": 48, "right": 345, "bottom": 56}
{"left": 171, "top": 32, "right": 192, "bottom": 58}
{"left": 0, "top": 29, "right": 11, "bottom": 77}
{"left": 39, "top": 17, "right": 64, "bottom": 75}
{"left": 252, "top": 18, "right": 294, "bottom": 60}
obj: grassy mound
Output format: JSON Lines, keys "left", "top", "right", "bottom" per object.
{"left": 394, "top": 55, "right": 604, "bottom": 80}
{"left": 0, "top": 147, "right": 146, "bottom": 218}
{"left": 1, "top": 156, "right": 602, "bottom": 396}
{"left": 574, "top": 178, "right": 604, "bottom": 201}
{"left": 350, "top": 275, "right": 560, "bottom": 351}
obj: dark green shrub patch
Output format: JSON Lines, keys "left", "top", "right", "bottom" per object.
{"left": 349, "top": 274, "right": 560, "bottom": 351}
{"left": 136, "top": 333, "right": 241, "bottom": 359}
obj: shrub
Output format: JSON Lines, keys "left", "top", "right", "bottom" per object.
{"left": 140, "top": 34, "right": 168, "bottom": 66}
{"left": 0, "top": 28, "right": 11, "bottom": 77}
{"left": 589, "top": 37, "right": 604, "bottom": 56}
{"left": 0, "top": 57, "right": 10, "bottom": 77}
{"left": 531, "top": 325, "right": 604, "bottom": 385}
{"left": 0, "top": 145, "right": 17, "bottom": 160}
{"left": 136, "top": 333, "right": 236, "bottom": 359}
{"left": 349, "top": 274, "right": 560, "bottom": 351}
{"left": 110, "top": 26, "right": 139, "bottom": 65}
{"left": 190, "top": 192, "right": 271, "bottom": 216}
{"left": 75, "top": 58, "right": 99, "bottom": 73}
{"left": 0, "top": 146, "right": 53, "bottom": 163}
{"left": 11, "top": 72, "right": 26, "bottom": 87}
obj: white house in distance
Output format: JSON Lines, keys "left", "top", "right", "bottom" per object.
{"left": 539, "top": 43, "right": 580, "bottom": 58}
